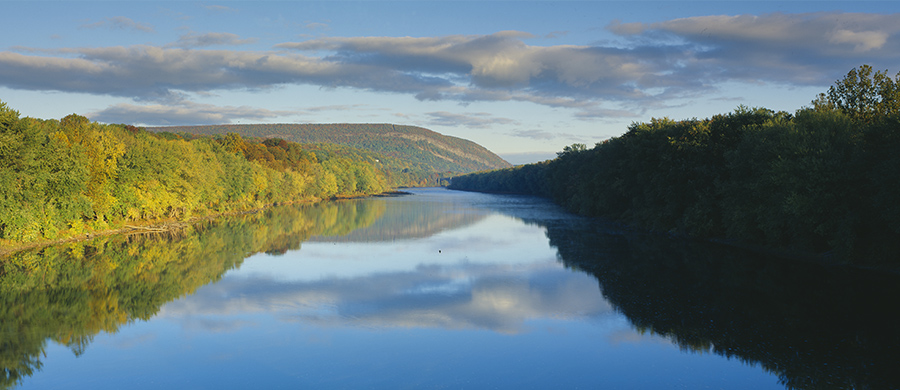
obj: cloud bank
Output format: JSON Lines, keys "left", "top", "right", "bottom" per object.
{"left": 90, "top": 101, "right": 297, "bottom": 125}
{"left": 425, "top": 111, "right": 518, "bottom": 129}
{"left": 2, "top": 11, "right": 899, "bottom": 124}
{"left": 169, "top": 32, "right": 258, "bottom": 48}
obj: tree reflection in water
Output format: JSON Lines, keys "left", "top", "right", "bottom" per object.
{"left": 2, "top": 190, "right": 898, "bottom": 390}
{"left": 542, "top": 222, "right": 900, "bottom": 390}
{"left": 0, "top": 197, "right": 424, "bottom": 389}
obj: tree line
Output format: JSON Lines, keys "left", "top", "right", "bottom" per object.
{"left": 449, "top": 65, "right": 900, "bottom": 264}
{"left": 0, "top": 105, "right": 399, "bottom": 248}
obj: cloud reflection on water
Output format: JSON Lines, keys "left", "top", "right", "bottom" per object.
{"left": 161, "top": 258, "right": 613, "bottom": 334}
{"left": 157, "top": 191, "right": 621, "bottom": 335}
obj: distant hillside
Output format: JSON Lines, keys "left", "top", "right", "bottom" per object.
{"left": 146, "top": 123, "right": 511, "bottom": 175}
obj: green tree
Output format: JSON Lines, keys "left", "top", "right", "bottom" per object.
{"left": 58, "top": 115, "right": 126, "bottom": 221}
{"left": 815, "top": 65, "right": 900, "bottom": 123}
{"left": 556, "top": 143, "right": 587, "bottom": 158}
{"left": 221, "top": 132, "right": 246, "bottom": 155}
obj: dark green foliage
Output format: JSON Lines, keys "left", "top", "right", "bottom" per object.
{"left": 450, "top": 66, "right": 900, "bottom": 265}
{"left": 815, "top": 64, "right": 900, "bottom": 124}
{"left": 548, "top": 220, "right": 900, "bottom": 389}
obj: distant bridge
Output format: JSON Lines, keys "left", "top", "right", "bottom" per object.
{"left": 436, "top": 176, "right": 453, "bottom": 186}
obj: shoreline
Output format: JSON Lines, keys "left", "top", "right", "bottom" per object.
{"left": 447, "top": 187, "right": 900, "bottom": 275}
{"left": 0, "top": 204, "right": 294, "bottom": 258}
{"left": 0, "top": 190, "right": 414, "bottom": 258}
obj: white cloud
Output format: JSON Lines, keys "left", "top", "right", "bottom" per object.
{"left": 608, "top": 12, "right": 900, "bottom": 84}
{"left": 89, "top": 101, "right": 297, "bottom": 126}
{"left": 202, "top": 4, "right": 236, "bottom": 13}
{"left": 305, "top": 104, "right": 370, "bottom": 112}
{"left": 507, "top": 129, "right": 586, "bottom": 144}
{"left": 507, "top": 129, "right": 559, "bottom": 140}
{"left": 499, "top": 151, "right": 558, "bottom": 165}
{"left": 830, "top": 29, "right": 889, "bottom": 52}
{"left": 3, "top": 11, "right": 900, "bottom": 125}
{"left": 161, "top": 262, "right": 612, "bottom": 334}
{"left": 574, "top": 107, "right": 640, "bottom": 120}
{"left": 169, "top": 32, "right": 258, "bottom": 48}
{"left": 425, "top": 111, "right": 518, "bottom": 129}
{"left": 277, "top": 31, "right": 657, "bottom": 98}
{"left": 0, "top": 46, "right": 425, "bottom": 100}
{"left": 304, "top": 22, "right": 330, "bottom": 31}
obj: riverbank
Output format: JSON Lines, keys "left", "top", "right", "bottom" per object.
{"left": 450, "top": 102, "right": 900, "bottom": 267}
{"left": 0, "top": 190, "right": 414, "bottom": 258}
{"left": 0, "top": 205, "right": 286, "bottom": 258}
{"left": 449, "top": 186, "right": 900, "bottom": 275}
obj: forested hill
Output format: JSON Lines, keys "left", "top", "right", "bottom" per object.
{"left": 147, "top": 123, "right": 511, "bottom": 174}
{"left": 449, "top": 65, "right": 900, "bottom": 267}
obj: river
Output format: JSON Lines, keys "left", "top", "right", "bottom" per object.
{"left": 1, "top": 188, "right": 898, "bottom": 389}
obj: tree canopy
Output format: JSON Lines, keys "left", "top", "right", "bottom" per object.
{"left": 0, "top": 107, "right": 397, "bottom": 248}
{"left": 814, "top": 64, "right": 900, "bottom": 123}
{"left": 450, "top": 65, "right": 900, "bottom": 265}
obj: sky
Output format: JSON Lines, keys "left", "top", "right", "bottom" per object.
{"left": 2, "top": 1, "right": 899, "bottom": 164}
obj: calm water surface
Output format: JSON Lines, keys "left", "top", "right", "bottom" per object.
{"left": 3, "top": 188, "right": 898, "bottom": 389}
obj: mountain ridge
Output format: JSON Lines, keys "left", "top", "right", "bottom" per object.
{"left": 146, "top": 123, "right": 511, "bottom": 175}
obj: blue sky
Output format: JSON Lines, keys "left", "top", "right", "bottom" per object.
{"left": 2, "top": 1, "right": 899, "bottom": 163}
